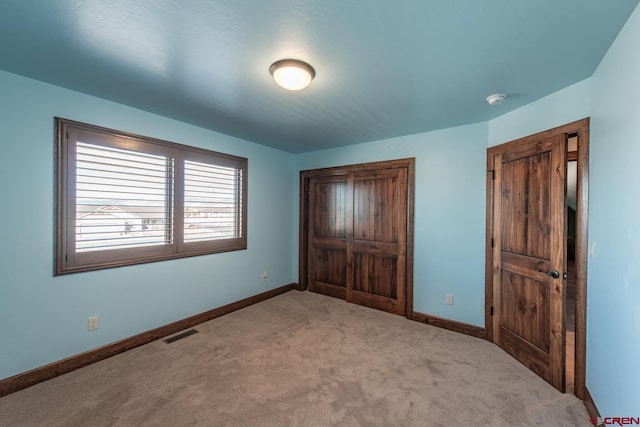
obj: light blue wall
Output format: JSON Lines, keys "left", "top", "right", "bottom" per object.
{"left": 296, "top": 123, "right": 488, "bottom": 326}
{"left": 588, "top": 3, "right": 640, "bottom": 416}
{"left": 0, "top": 70, "right": 296, "bottom": 380}
{"left": 488, "top": 78, "right": 591, "bottom": 147}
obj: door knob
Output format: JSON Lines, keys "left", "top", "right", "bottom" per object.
{"left": 545, "top": 270, "right": 560, "bottom": 279}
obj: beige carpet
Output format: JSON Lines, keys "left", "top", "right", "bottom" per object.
{"left": 0, "top": 291, "right": 590, "bottom": 426}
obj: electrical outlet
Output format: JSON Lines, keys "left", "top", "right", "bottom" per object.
{"left": 88, "top": 315, "right": 99, "bottom": 331}
{"left": 261, "top": 271, "right": 269, "bottom": 281}
{"left": 446, "top": 294, "right": 454, "bottom": 305}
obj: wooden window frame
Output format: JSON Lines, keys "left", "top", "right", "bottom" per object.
{"left": 55, "top": 118, "right": 247, "bottom": 275}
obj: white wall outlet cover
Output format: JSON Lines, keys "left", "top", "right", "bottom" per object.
{"left": 88, "top": 316, "right": 99, "bottom": 331}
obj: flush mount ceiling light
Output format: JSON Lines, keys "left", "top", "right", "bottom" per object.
{"left": 269, "top": 59, "right": 316, "bottom": 91}
{"left": 486, "top": 93, "right": 506, "bottom": 105}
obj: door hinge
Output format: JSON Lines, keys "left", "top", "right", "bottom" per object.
{"left": 491, "top": 238, "right": 495, "bottom": 248}
{"left": 488, "top": 170, "right": 495, "bottom": 180}
{"left": 490, "top": 306, "right": 494, "bottom": 316}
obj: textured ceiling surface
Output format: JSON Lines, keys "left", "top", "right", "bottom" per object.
{"left": 1, "top": 1, "right": 638, "bottom": 153}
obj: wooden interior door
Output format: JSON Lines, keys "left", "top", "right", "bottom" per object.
{"left": 490, "top": 133, "right": 567, "bottom": 391}
{"left": 305, "top": 160, "right": 412, "bottom": 316}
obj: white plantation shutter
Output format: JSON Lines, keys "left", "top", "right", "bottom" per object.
{"left": 184, "top": 160, "right": 242, "bottom": 242}
{"left": 75, "top": 142, "right": 174, "bottom": 252}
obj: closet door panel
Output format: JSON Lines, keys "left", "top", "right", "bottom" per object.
{"left": 308, "top": 175, "right": 349, "bottom": 299}
{"left": 350, "top": 168, "right": 407, "bottom": 315}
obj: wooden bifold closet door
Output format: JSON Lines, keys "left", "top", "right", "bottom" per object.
{"left": 305, "top": 160, "right": 412, "bottom": 316}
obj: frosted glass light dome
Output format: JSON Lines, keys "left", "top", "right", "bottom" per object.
{"left": 270, "top": 59, "right": 315, "bottom": 91}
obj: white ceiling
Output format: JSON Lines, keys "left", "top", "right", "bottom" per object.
{"left": 1, "top": 0, "right": 638, "bottom": 153}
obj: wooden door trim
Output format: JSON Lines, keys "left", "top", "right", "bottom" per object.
{"left": 485, "top": 117, "right": 589, "bottom": 399}
{"left": 299, "top": 158, "right": 415, "bottom": 317}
